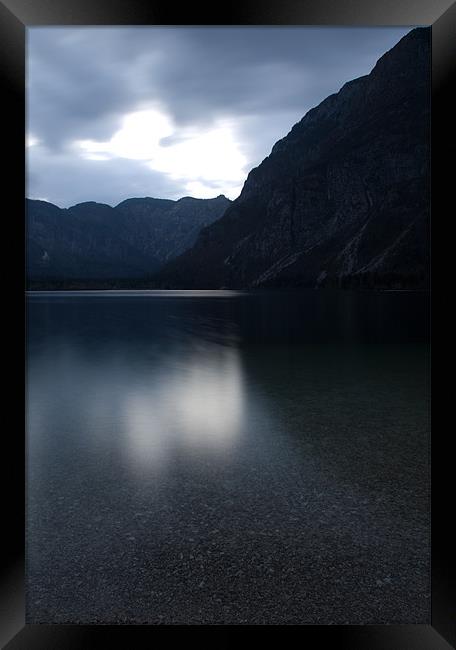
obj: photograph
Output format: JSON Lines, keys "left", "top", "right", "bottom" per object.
{"left": 24, "top": 24, "right": 431, "bottom": 626}
{"left": 1, "top": 0, "right": 454, "bottom": 641}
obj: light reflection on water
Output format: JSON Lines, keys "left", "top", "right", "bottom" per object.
{"left": 122, "top": 345, "right": 244, "bottom": 471}
{"left": 28, "top": 336, "right": 248, "bottom": 479}
{"left": 26, "top": 290, "right": 430, "bottom": 625}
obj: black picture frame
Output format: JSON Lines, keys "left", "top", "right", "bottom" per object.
{"left": 1, "top": 0, "right": 453, "bottom": 647}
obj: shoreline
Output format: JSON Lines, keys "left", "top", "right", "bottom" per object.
{"left": 25, "top": 286, "right": 430, "bottom": 294}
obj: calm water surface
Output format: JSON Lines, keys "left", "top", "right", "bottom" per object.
{"left": 26, "top": 290, "right": 430, "bottom": 624}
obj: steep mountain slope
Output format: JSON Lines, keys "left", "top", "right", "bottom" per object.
{"left": 26, "top": 194, "right": 230, "bottom": 282}
{"left": 157, "top": 28, "right": 430, "bottom": 289}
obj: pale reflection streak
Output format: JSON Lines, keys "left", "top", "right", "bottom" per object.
{"left": 122, "top": 345, "right": 244, "bottom": 471}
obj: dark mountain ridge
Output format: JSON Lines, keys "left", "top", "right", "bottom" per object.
{"left": 26, "top": 194, "right": 231, "bottom": 283}
{"left": 156, "top": 28, "right": 430, "bottom": 290}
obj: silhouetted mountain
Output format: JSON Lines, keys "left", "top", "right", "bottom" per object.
{"left": 157, "top": 28, "right": 430, "bottom": 290}
{"left": 26, "top": 194, "right": 230, "bottom": 283}
{"left": 115, "top": 195, "right": 231, "bottom": 263}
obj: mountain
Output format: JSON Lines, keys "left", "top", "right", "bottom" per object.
{"left": 114, "top": 195, "right": 231, "bottom": 263}
{"left": 156, "top": 28, "right": 430, "bottom": 290}
{"left": 26, "top": 194, "right": 230, "bottom": 284}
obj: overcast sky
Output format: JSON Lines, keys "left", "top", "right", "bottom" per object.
{"left": 27, "top": 26, "right": 412, "bottom": 208}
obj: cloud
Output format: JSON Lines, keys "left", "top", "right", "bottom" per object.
{"left": 27, "top": 26, "right": 411, "bottom": 206}
{"left": 73, "top": 109, "right": 248, "bottom": 199}
{"left": 27, "top": 141, "right": 182, "bottom": 207}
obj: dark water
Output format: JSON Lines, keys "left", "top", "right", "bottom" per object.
{"left": 26, "top": 290, "right": 430, "bottom": 624}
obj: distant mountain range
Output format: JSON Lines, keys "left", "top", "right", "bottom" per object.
{"left": 27, "top": 27, "right": 430, "bottom": 291}
{"left": 26, "top": 195, "right": 231, "bottom": 286}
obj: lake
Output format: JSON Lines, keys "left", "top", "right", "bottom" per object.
{"left": 26, "top": 290, "right": 430, "bottom": 624}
